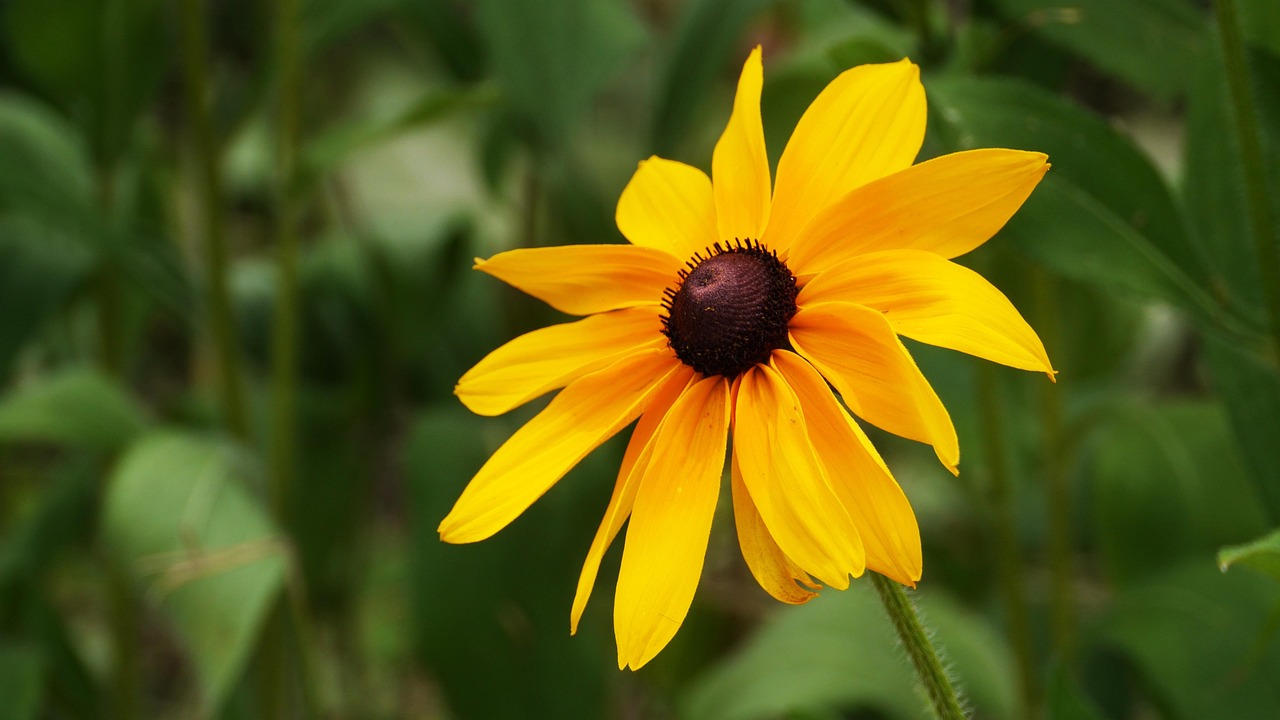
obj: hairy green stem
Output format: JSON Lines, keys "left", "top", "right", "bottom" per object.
{"left": 180, "top": 0, "right": 249, "bottom": 440}
{"left": 871, "top": 573, "right": 968, "bottom": 720}
{"left": 976, "top": 365, "right": 1038, "bottom": 717}
{"left": 1214, "top": 0, "right": 1280, "bottom": 360}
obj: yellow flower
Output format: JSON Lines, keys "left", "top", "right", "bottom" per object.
{"left": 439, "top": 47, "right": 1052, "bottom": 670}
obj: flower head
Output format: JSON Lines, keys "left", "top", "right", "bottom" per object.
{"left": 439, "top": 48, "right": 1052, "bottom": 670}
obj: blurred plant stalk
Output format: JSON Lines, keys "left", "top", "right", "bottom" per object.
{"left": 1213, "top": 0, "right": 1280, "bottom": 364}
{"left": 179, "top": 0, "right": 248, "bottom": 440}
{"left": 977, "top": 363, "right": 1039, "bottom": 718}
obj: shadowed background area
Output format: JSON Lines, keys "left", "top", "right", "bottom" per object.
{"left": 1, "top": 0, "right": 1279, "bottom": 718}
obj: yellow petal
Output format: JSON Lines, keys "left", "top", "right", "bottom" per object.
{"left": 615, "top": 376, "right": 731, "bottom": 670}
{"left": 617, "top": 157, "right": 717, "bottom": 261}
{"left": 438, "top": 349, "right": 683, "bottom": 544}
{"left": 765, "top": 59, "right": 925, "bottom": 255}
{"left": 732, "top": 364, "right": 865, "bottom": 589}
{"left": 456, "top": 307, "right": 667, "bottom": 416}
{"left": 789, "top": 302, "right": 959, "bottom": 472}
{"left": 476, "top": 245, "right": 680, "bottom": 315}
{"left": 799, "top": 249, "right": 1054, "bottom": 376}
{"left": 569, "top": 366, "right": 695, "bottom": 634}
{"left": 730, "top": 449, "right": 819, "bottom": 603}
{"left": 788, "top": 149, "right": 1050, "bottom": 277}
{"left": 773, "top": 351, "right": 922, "bottom": 585}
{"left": 712, "top": 46, "right": 771, "bottom": 242}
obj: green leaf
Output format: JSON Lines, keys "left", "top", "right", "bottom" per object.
{"left": 0, "top": 93, "right": 95, "bottom": 228}
{"left": 1184, "top": 35, "right": 1280, "bottom": 337}
{"left": 0, "top": 218, "right": 95, "bottom": 378}
{"left": 0, "top": 644, "right": 42, "bottom": 720}
{"left": 301, "top": 83, "right": 497, "bottom": 189}
{"left": 404, "top": 405, "right": 615, "bottom": 719}
{"left": 0, "top": 369, "right": 147, "bottom": 451}
{"left": 927, "top": 77, "right": 1256, "bottom": 340}
{"left": 102, "top": 432, "right": 285, "bottom": 715}
{"left": 476, "top": 0, "right": 645, "bottom": 147}
{"left": 1091, "top": 562, "right": 1280, "bottom": 719}
{"left": 1240, "top": 0, "right": 1280, "bottom": 58}
{"left": 988, "top": 0, "right": 1204, "bottom": 101}
{"left": 1188, "top": 39, "right": 1280, "bottom": 522}
{"left": 1090, "top": 401, "right": 1269, "bottom": 586}
{"left": 1219, "top": 528, "right": 1280, "bottom": 582}
{"left": 681, "top": 584, "right": 1017, "bottom": 720}
{"left": 1203, "top": 335, "right": 1280, "bottom": 523}
{"left": 648, "top": 0, "right": 776, "bottom": 155}
{"left": 3, "top": 0, "right": 169, "bottom": 163}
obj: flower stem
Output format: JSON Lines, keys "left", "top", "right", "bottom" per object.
{"left": 1214, "top": 0, "right": 1280, "bottom": 360}
{"left": 871, "top": 573, "right": 968, "bottom": 720}
{"left": 977, "top": 364, "right": 1038, "bottom": 717}
{"left": 180, "top": 0, "right": 249, "bottom": 440}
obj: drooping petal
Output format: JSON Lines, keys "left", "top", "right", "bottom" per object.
{"left": 787, "top": 149, "right": 1050, "bottom": 277}
{"left": 456, "top": 307, "right": 667, "bottom": 416}
{"left": 570, "top": 366, "right": 695, "bottom": 634}
{"left": 615, "top": 376, "right": 730, "bottom": 670}
{"left": 790, "top": 302, "right": 959, "bottom": 472}
{"left": 476, "top": 245, "right": 681, "bottom": 315}
{"left": 730, "top": 449, "right": 819, "bottom": 604}
{"left": 799, "top": 249, "right": 1054, "bottom": 377}
{"left": 765, "top": 59, "right": 925, "bottom": 255}
{"left": 712, "top": 46, "right": 771, "bottom": 242}
{"left": 773, "top": 350, "right": 922, "bottom": 585}
{"left": 732, "top": 364, "right": 865, "bottom": 589}
{"left": 438, "top": 349, "right": 683, "bottom": 544}
{"left": 617, "top": 157, "right": 717, "bottom": 261}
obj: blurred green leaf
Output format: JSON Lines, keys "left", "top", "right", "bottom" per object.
{"left": 0, "top": 93, "right": 95, "bottom": 227}
{"left": 928, "top": 76, "right": 1259, "bottom": 342}
{"left": 0, "top": 218, "right": 95, "bottom": 378}
{"left": 1187, "top": 36, "right": 1280, "bottom": 521}
{"left": 648, "top": 0, "right": 775, "bottom": 155}
{"left": 1204, "top": 336, "right": 1280, "bottom": 524}
{"left": 1184, "top": 37, "right": 1280, "bottom": 338}
{"left": 1091, "top": 562, "right": 1280, "bottom": 719}
{"left": 988, "top": 0, "right": 1204, "bottom": 101}
{"left": 1240, "top": 0, "right": 1280, "bottom": 57}
{"left": 405, "top": 404, "right": 615, "bottom": 719}
{"left": 397, "top": 0, "right": 487, "bottom": 83}
{"left": 1091, "top": 401, "right": 1269, "bottom": 586}
{"left": 102, "top": 432, "right": 285, "bottom": 716}
{"left": 0, "top": 369, "right": 148, "bottom": 451}
{"left": 1047, "top": 665, "right": 1108, "bottom": 720}
{"left": 476, "top": 0, "right": 645, "bottom": 147}
{"left": 1219, "top": 528, "right": 1280, "bottom": 582}
{"left": 0, "top": 644, "right": 42, "bottom": 720}
{"left": 0, "top": 462, "right": 97, "bottom": 588}
{"left": 301, "top": 83, "right": 497, "bottom": 189}
{"left": 3, "top": 0, "right": 169, "bottom": 163}
{"left": 681, "top": 584, "right": 1016, "bottom": 720}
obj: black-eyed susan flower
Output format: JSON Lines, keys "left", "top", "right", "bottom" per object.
{"left": 439, "top": 47, "right": 1052, "bottom": 670}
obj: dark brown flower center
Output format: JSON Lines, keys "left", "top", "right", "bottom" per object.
{"left": 661, "top": 240, "right": 798, "bottom": 377}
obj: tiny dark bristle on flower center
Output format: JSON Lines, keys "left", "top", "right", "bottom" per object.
{"left": 661, "top": 240, "right": 798, "bottom": 378}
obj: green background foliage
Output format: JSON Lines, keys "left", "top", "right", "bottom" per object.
{"left": 0, "top": 0, "right": 1278, "bottom": 718}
